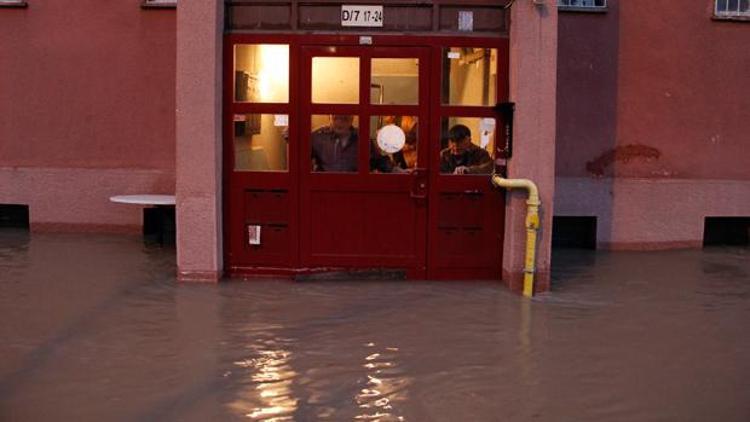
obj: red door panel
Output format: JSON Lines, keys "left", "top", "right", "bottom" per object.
{"left": 299, "top": 45, "right": 430, "bottom": 277}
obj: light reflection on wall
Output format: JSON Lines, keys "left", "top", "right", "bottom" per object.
{"left": 230, "top": 343, "right": 298, "bottom": 420}
{"left": 235, "top": 44, "right": 289, "bottom": 103}
{"left": 257, "top": 45, "right": 289, "bottom": 103}
{"left": 355, "top": 342, "right": 409, "bottom": 421}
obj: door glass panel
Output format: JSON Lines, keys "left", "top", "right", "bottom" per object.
{"left": 442, "top": 48, "right": 497, "bottom": 106}
{"left": 311, "top": 114, "right": 359, "bottom": 173}
{"left": 370, "top": 58, "right": 419, "bottom": 105}
{"left": 439, "top": 117, "right": 496, "bottom": 175}
{"left": 234, "top": 44, "right": 289, "bottom": 103}
{"left": 312, "top": 57, "right": 360, "bottom": 104}
{"left": 369, "top": 115, "right": 419, "bottom": 173}
{"left": 233, "top": 114, "right": 289, "bottom": 172}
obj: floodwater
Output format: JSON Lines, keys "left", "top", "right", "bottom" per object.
{"left": 1, "top": 230, "right": 748, "bottom": 421}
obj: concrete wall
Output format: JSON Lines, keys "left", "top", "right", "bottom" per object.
{"left": 505, "top": 1, "right": 557, "bottom": 293}
{"left": 175, "top": 0, "right": 223, "bottom": 281}
{"left": 555, "top": 0, "right": 750, "bottom": 249}
{"left": 0, "top": 1, "right": 176, "bottom": 231}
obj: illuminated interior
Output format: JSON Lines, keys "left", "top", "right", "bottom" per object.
{"left": 312, "top": 57, "right": 360, "bottom": 104}
{"left": 441, "top": 116, "right": 496, "bottom": 175}
{"left": 442, "top": 47, "right": 497, "bottom": 106}
{"left": 234, "top": 44, "right": 290, "bottom": 103}
{"left": 233, "top": 113, "right": 289, "bottom": 172}
{"left": 371, "top": 58, "right": 419, "bottom": 105}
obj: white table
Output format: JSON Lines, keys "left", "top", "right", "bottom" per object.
{"left": 109, "top": 194, "right": 175, "bottom": 206}
{"left": 110, "top": 195, "right": 176, "bottom": 244}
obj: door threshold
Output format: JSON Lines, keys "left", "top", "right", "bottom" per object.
{"left": 295, "top": 268, "right": 407, "bottom": 281}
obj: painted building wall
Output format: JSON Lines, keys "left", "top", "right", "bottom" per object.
{"left": 0, "top": 1, "right": 176, "bottom": 231}
{"left": 555, "top": 0, "right": 750, "bottom": 249}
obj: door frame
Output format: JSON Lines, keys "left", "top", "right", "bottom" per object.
{"left": 223, "top": 34, "right": 509, "bottom": 279}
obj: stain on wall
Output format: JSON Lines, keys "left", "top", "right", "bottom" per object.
{"left": 586, "top": 144, "right": 661, "bottom": 177}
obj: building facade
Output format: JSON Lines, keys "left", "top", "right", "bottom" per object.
{"left": 1, "top": 0, "right": 747, "bottom": 291}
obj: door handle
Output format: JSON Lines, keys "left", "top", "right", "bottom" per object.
{"left": 411, "top": 168, "right": 428, "bottom": 200}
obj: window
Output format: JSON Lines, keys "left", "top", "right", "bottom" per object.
{"left": 439, "top": 117, "right": 496, "bottom": 176}
{"left": 142, "top": 0, "right": 176, "bottom": 8}
{"left": 233, "top": 114, "right": 289, "bottom": 172}
{"left": 311, "top": 57, "right": 359, "bottom": 104}
{"left": 442, "top": 48, "right": 498, "bottom": 107}
{"left": 0, "top": 0, "right": 27, "bottom": 7}
{"left": 234, "top": 44, "right": 290, "bottom": 103}
{"left": 557, "top": 0, "right": 607, "bottom": 10}
{"left": 715, "top": 0, "right": 750, "bottom": 18}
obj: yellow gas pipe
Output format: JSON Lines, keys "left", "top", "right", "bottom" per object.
{"left": 491, "top": 175, "right": 541, "bottom": 298}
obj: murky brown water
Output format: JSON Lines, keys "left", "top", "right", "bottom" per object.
{"left": 1, "top": 230, "right": 749, "bottom": 421}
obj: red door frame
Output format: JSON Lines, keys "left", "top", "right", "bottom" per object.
{"left": 223, "top": 34, "right": 509, "bottom": 279}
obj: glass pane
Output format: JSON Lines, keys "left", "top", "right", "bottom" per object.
{"left": 371, "top": 58, "right": 419, "bottom": 105}
{"left": 439, "top": 117, "right": 496, "bottom": 175}
{"left": 311, "top": 114, "right": 359, "bottom": 173}
{"left": 369, "top": 116, "right": 419, "bottom": 173}
{"left": 233, "top": 114, "right": 289, "bottom": 172}
{"left": 312, "top": 57, "right": 360, "bottom": 104}
{"left": 442, "top": 48, "right": 498, "bottom": 106}
{"left": 234, "top": 44, "right": 289, "bottom": 103}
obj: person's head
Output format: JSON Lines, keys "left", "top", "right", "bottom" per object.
{"left": 331, "top": 115, "right": 354, "bottom": 138}
{"left": 447, "top": 124, "right": 472, "bottom": 155}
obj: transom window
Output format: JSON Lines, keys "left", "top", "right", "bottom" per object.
{"left": 715, "top": 0, "right": 750, "bottom": 17}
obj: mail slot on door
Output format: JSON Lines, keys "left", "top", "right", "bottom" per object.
{"left": 244, "top": 190, "right": 290, "bottom": 222}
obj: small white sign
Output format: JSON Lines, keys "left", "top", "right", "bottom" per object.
{"left": 447, "top": 51, "right": 461, "bottom": 60}
{"left": 341, "top": 5, "right": 384, "bottom": 27}
{"left": 377, "top": 124, "right": 406, "bottom": 154}
{"left": 479, "top": 118, "right": 496, "bottom": 148}
{"left": 248, "top": 225, "right": 261, "bottom": 245}
{"left": 274, "top": 114, "right": 288, "bottom": 127}
{"left": 458, "top": 10, "right": 473, "bottom": 32}
{"left": 480, "top": 118, "right": 496, "bottom": 133}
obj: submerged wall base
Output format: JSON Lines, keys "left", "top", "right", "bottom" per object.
{"left": 555, "top": 177, "right": 750, "bottom": 249}
{"left": 0, "top": 167, "right": 173, "bottom": 232}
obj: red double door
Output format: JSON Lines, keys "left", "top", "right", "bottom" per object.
{"left": 226, "top": 39, "right": 506, "bottom": 280}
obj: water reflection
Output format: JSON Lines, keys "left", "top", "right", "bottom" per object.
{"left": 355, "top": 342, "right": 408, "bottom": 421}
{"left": 230, "top": 338, "right": 298, "bottom": 420}
{"left": 1, "top": 233, "right": 749, "bottom": 421}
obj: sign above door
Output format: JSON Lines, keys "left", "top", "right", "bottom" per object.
{"left": 341, "top": 5, "right": 384, "bottom": 27}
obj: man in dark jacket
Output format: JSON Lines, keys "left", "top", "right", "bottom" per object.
{"left": 311, "top": 115, "right": 358, "bottom": 172}
{"left": 439, "top": 124, "right": 492, "bottom": 175}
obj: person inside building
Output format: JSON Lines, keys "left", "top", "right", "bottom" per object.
{"left": 370, "top": 115, "right": 419, "bottom": 173}
{"left": 439, "top": 124, "right": 493, "bottom": 175}
{"left": 311, "top": 114, "right": 358, "bottom": 172}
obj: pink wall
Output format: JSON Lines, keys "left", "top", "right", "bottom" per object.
{"left": 555, "top": 1, "right": 750, "bottom": 249}
{"left": 615, "top": 0, "right": 750, "bottom": 180}
{"left": 0, "top": 0, "right": 176, "bottom": 229}
{"left": 557, "top": 1, "right": 750, "bottom": 180}
{"left": 505, "top": 2, "right": 558, "bottom": 293}
{"left": 555, "top": 4, "right": 619, "bottom": 178}
{"left": 175, "top": 0, "right": 224, "bottom": 281}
